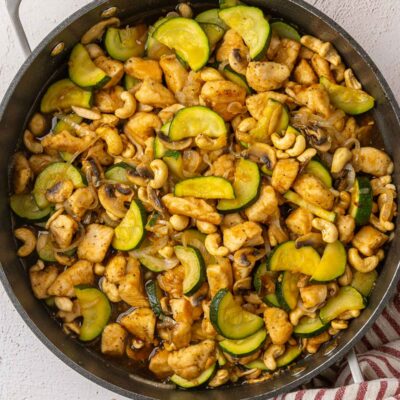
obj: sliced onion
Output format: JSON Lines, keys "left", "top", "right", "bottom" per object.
{"left": 158, "top": 135, "right": 192, "bottom": 151}
{"left": 129, "top": 236, "right": 169, "bottom": 258}
{"left": 135, "top": 254, "right": 179, "bottom": 271}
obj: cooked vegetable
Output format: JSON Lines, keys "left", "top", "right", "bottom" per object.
{"left": 351, "top": 270, "right": 378, "bottom": 297}
{"left": 276, "top": 271, "right": 299, "bottom": 311}
{"left": 175, "top": 177, "right": 235, "bottom": 199}
{"left": 181, "top": 229, "right": 217, "bottom": 265}
{"left": 217, "top": 159, "right": 260, "bottom": 213}
{"left": 104, "top": 162, "right": 135, "bottom": 185}
{"left": 10, "top": 194, "right": 52, "bottom": 221}
{"left": 219, "top": 6, "right": 271, "bottom": 60}
{"left": 40, "top": 79, "right": 92, "bottom": 113}
{"left": 163, "top": 150, "right": 184, "bottom": 178}
{"left": 169, "top": 106, "right": 227, "bottom": 141}
{"left": 112, "top": 200, "right": 146, "bottom": 251}
{"left": 319, "top": 286, "right": 366, "bottom": 324}
{"left": 195, "top": 9, "right": 228, "bottom": 30}
{"left": 271, "top": 21, "right": 301, "bottom": 42}
{"left": 268, "top": 241, "right": 321, "bottom": 276}
{"left": 320, "top": 76, "right": 375, "bottom": 115}
{"left": 293, "top": 316, "right": 329, "bottom": 338}
{"left": 349, "top": 176, "right": 373, "bottom": 226}
{"left": 69, "top": 43, "right": 110, "bottom": 89}
{"left": 201, "top": 23, "right": 225, "bottom": 48}
{"left": 305, "top": 160, "right": 332, "bottom": 188}
{"left": 223, "top": 66, "right": 252, "bottom": 94}
{"left": 145, "top": 17, "right": 174, "bottom": 60}
{"left": 145, "top": 280, "right": 164, "bottom": 318}
{"left": 153, "top": 17, "right": 210, "bottom": 71}
{"left": 219, "top": 329, "right": 267, "bottom": 356}
{"left": 124, "top": 75, "right": 141, "bottom": 91}
{"left": 210, "top": 288, "right": 264, "bottom": 339}
{"left": 219, "top": 0, "right": 241, "bottom": 8}
{"left": 53, "top": 114, "right": 82, "bottom": 134}
{"left": 171, "top": 364, "right": 216, "bottom": 388}
{"left": 75, "top": 286, "right": 111, "bottom": 341}
{"left": 174, "top": 245, "right": 206, "bottom": 295}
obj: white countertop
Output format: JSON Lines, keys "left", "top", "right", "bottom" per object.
{"left": 1, "top": 1, "right": 399, "bottom": 399}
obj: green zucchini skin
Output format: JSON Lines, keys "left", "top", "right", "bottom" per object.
{"left": 104, "top": 162, "right": 135, "bottom": 185}
{"left": 174, "top": 176, "right": 235, "bottom": 200}
{"left": 145, "top": 280, "right": 164, "bottom": 318}
{"left": 10, "top": 194, "right": 52, "bottom": 221}
{"left": 351, "top": 270, "right": 378, "bottom": 297}
{"left": 219, "top": 329, "right": 267, "bottom": 357}
{"left": 105, "top": 26, "right": 146, "bottom": 61}
{"left": 270, "top": 21, "right": 301, "bottom": 42}
{"left": 305, "top": 160, "right": 332, "bottom": 188}
{"left": 293, "top": 316, "right": 329, "bottom": 338}
{"left": 349, "top": 176, "right": 373, "bottom": 226}
{"left": 276, "top": 271, "right": 299, "bottom": 311}
{"left": 170, "top": 363, "right": 216, "bottom": 388}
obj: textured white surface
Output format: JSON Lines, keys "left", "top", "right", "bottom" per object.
{"left": 0, "top": 1, "right": 399, "bottom": 399}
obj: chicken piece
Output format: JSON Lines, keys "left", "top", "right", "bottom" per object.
{"left": 29, "top": 264, "right": 58, "bottom": 299}
{"left": 293, "top": 173, "right": 334, "bottom": 210}
{"left": 64, "top": 188, "right": 95, "bottom": 220}
{"left": 311, "top": 54, "right": 335, "bottom": 82}
{"left": 266, "top": 30, "right": 281, "bottom": 60}
{"left": 124, "top": 111, "right": 162, "bottom": 146}
{"left": 49, "top": 214, "right": 78, "bottom": 249}
{"left": 101, "top": 323, "right": 127, "bottom": 356}
{"left": 41, "top": 130, "right": 95, "bottom": 154}
{"left": 170, "top": 298, "right": 193, "bottom": 349}
{"left": 167, "top": 340, "right": 216, "bottom": 380}
{"left": 246, "top": 61, "right": 290, "bottom": 92}
{"left": 159, "top": 54, "right": 189, "bottom": 94}
{"left": 216, "top": 29, "right": 248, "bottom": 63}
{"left": 94, "top": 86, "right": 124, "bottom": 113}
{"left": 200, "top": 301, "right": 217, "bottom": 338}
{"left": 300, "top": 285, "right": 328, "bottom": 308}
{"left": 352, "top": 147, "right": 393, "bottom": 177}
{"left": 246, "top": 91, "right": 292, "bottom": 121}
{"left": 200, "top": 80, "right": 246, "bottom": 121}
{"left": 45, "top": 180, "right": 74, "bottom": 204}
{"left": 77, "top": 224, "right": 114, "bottom": 263}
{"left": 149, "top": 349, "right": 173, "bottom": 378}
{"left": 84, "top": 141, "right": 113, "bottom": 166}
{"left": 274, "top": 38, "right": 301, "bottom": 72}
{"left": 285, "top": 207, "right": 313, "bottom": 235}
{"left": 57, "top": 299, "right": 81, "bottom": 322}
{"left": 294, "top": 84, "right": 331, "bottom": 118}
{"left": 271, "top": 159, "right": 300, "bottom": 194}
{"left": 206, "top": 154, "right": 236, "bottom": 181}
{"left": 118, "top": 259, "right": 149, "bottom": 307}
{"left": 135, "top": 79, "right": 176, "bottom": 108}
{"left": 264, "top": 307, "right": 293, "bottom": 345}
{"left": 120, "top": 307, "right": 156, "bottom": 343}
{"left": 124, "top": 57, "right": 163, "bottom": 82}
{"left": 48, "top": 260, "right": 94, "bottom": 297}
{"left": 157, "top": 265, "right": 185, "bottom": 299}
{"left": 162, "top": 194, "right": 222, "bottom": 225}
{"left": 293, "top": 59, "right": 318, "bottom": 85}
{"left": 245, "top": 185, "right": 278, "bottom": 223}
{"left": 268, "top": 212, "right": 289, "bottom": 247}
{"left": 223, "top": 221, "right": 263, "bottom": 252}
{"left": 94, "top": 56, "right": 124, "bottom": 88}
{"left": 207, "top": 259, "right": 233, "bottom": 297}
{"left": 29, "top": 154, "right": 61, "bottom": 176}
{"left": 13, "top": 152, "right": 32, "bottom": 194}
{"left": 175, "top": 71, "right": 203, "bottom": 106}
{"left": 352, "top": 226, "right": 388, "bottom": 257}
{"left": 105, "top": 254, "right": 126, "bottom": 284}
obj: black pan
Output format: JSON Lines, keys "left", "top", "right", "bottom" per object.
{"left": 1, "top": 0, "right": 400, "bottom": 399}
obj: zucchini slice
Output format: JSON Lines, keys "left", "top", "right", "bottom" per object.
{"left": 169, "top": 106, "right": 227, "bottom": 142}
{"left": 40, "top": 79, "right": 92, "bottom": 114}
{"left": 69, "top": 44, "right": 110, "bottom": 89}
{"left": 284, "top": 190, "right": 337, "bottom": 222}
{"left": 180, "top": 229, "right": 217, "bottom": 265}
{"left": 200, "top": 23, "right": 225, "bottom": 48}
{"left": 10, "top": 194, "right": 52, "bottom": 221}
{"left": 253, "top": 262, "right": 280, "bottom": 306}
{"left": 105, "top": 162, "right": 135, "bottom": 185}
{"left": 246, "top": 345, "right": 302, "bottom": 370}
{"left": 174, "top": 245, "right": 206, "bottom": 296}
{"left": 223, "top": 66, "right": 252, "bottom": 94}
{"left": 249, "top": 99, "right": 289, "bottom": 142}
{"left": 349, "top": 176, "right": 373, "bottom": 226}
{"left": 36, "top": 232, "right": 56, "bottom": 262}
{"left": 319, "top": 286, "right": 366, "bottom": 325}
{"left": 33, "top": 162, "right": 86, "bottom": 209}
{"left": 124, "top": 75, "right": 141, "bottom": 91}
{"left": 219, "top": 0, "right": 241, "bottom": 8}
{"left": 305, "top": 160, "right": 332, "bottom": 189}
{"left": 268, "top": 241, "right": 321, "bottom": 276}
{"left": 53, "top": 113, "right": 82, "bottom": 134}
{"left": 112, "top": 199, "right": 147, "bottom": 251}
{"left": 75, "top": 286, "right": 111, "bottom": 341}
{"left": 195, "top": 9, "right": 228, "bottom": 30}
{"left": 311, "top": 241, "right": 347, "bottom": 282}
{"left": 145, "top": 17, "right": 174, "bottom": 60}
{"left": 163, "top": 150, "right": 184, "bottom": 179}
{"left": 293, "top": 316, "right": 329, "bottom": 338}
{"left": 153, "top": 17, "right": 210, "bottom": 71}
{"left": 171, "top": 363, "right": 216, "bottom": 388}
{"left": 105, "top": 25, "right": 146, "bottom": 61}
{"left": 351, "top": 270, "right": 378, "bottom": 297}
{"left": 276, "top": 271, "right": 300, "bottom": 311}
{"left": 264, "top": 293, "right": 280, "bottom": 307}
{"left": 219, "top": 5, "right": 271, "bottom": 60}
{"left": 271, "top": 21, "right": 301, "bottom": 42}
{"left": 210, "top": 288, "right": 264, "bottom": 339}
{"left": 153, "top": 136, "right": 166, "bottom": 159}
{"left": 219, "top": 329, "right": 267, "bottom": 357}
{"left": 320, "top": 76, "right": 375, "bottom": 115}
{"left": 145, "top": 280, "right": 164, "bottom": 318}
{"left": 217, "top": 159, "right": 260, "bottom": 213}
{"left": 139, "top": 254, "right": 175, "bottom": 273}
{"left": 174, "top": 176, "right": 235, "bottom": 199}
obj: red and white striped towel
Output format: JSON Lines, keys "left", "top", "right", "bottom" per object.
{"left": 275, "top": 281, "right": 400, "bottom": 400}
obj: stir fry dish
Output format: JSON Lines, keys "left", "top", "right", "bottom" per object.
{"left": 10, "top": 0, "right": 397, "bottom": 389}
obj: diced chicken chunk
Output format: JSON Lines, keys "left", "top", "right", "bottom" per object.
{"left": 293, "top": 59, "right": 318, "bottom": 85}
{"left": 120, "top": 307, "right": 156, "bottom": 343}
{"left": 64, "top": 188, "right": 95, "bottom": 220}
{"left": 206, "top": 259, "right": 233, "bottom": 297}
{"left": 274, "top": 38, "right": 301, "bottom": 72}
{"left": 285, "top": 207, "right": 313, "bottom": 235}
{"left": 246, "top": 61, "right": 290, "bottom": 92}
{"left": 223, "top": 221, "right": 263, "bottom": 252}
{"left": 352, "top": 147, "right": 393, "bottom": 177}
{"left": 294, "top": 84, "right": 331, "bottom": 118}
{"left": 13, "top": 152, "right": 32, "bottom": 194}
{"left": 101, "top": 323, "right": 127, "bottom": 356}
{"left": 272, "top": 159, "right": 300, "bottom": 194}
{"left": 157, "top": 265, "right": 185, "bottom": 299}
{"left": 264, "top": 307, "right": 293, "bottom": 345}
{"left": 41, "top": 131, "right": 95, "bottom": 154}
{"left": 29, "top": 264, "right": 58, "bottom": 299}
{"left": 124, "top": 57, "right": 163, "bottom": 82}
{"left": 352, "top": 226, "right": 388, "bottom": 257}
{"left": 49, "top": 214, "right": 78, "bottom": 249}
{"left": 159, "top": 54, "right": 189, "bottom": 94}
{"left": 246, "top": 91, "right": 292, "bottom": 121}
{"left": 169, "top": 298, "right": 193, "bottom": 349}
{"left": 149, "top": 349, "right": 173, "bottom": 378}
{"left": 216, "top": 30, "right": 248, "bottom": 63}
{"left": 135, "top": 79, "right": 176, "bottom": 108}
{"left": 105, "top": 254, "right": 126, "bottom": 284}
{"left": 245, "top": 186, "right": 278, "bottom": 223}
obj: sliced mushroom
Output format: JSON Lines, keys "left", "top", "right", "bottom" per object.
{"left": 98, "top": 184, "right": 134, "bottom": 219}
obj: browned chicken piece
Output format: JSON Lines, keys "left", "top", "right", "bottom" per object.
{"left": 135, "top": 79, "right": 176, "bottom": 108}
{"left": 64, "top": 188, "right": 95, "bottom": 220}
{"left": 101, "top": 323, "right": 128, "bottom": 356}
{"left": 149, "top": 349, "right": 173, "bottom": 378}
{"left": 169, "top": 298, "right": 193, "bottom": 349}
{"left": 352, "top": 226, "right": 388, "bottom": 257}
{"left": 49, "top": 214, "right": 78, "bottom": 249}
{"left": 41, "top": 130, "right": 95, "bottom": 154}
{"left": 124, "top": 57, "right": 163, "bottom": 82}
{"left": 29, "top": 264, "right": 58, "bottom": 299}
{"left": 159, "top": 54, "right": 189, "bottom": 94}
{"left": 246, "top": 61, "right": 290, "bottom": 92}
{"left": 157, "top": 265, "right": 185, "bottom": 299}
{"left": 245, "top": 185, "right": 279, "bottom": 223}
{"left": 120, "top": 307, "right": 156, "bottom": 343}
{"left": 264, "top": 307, "right": 293, "bottom": 345}
{"left": 274, "top": 38, "right": 301, "bottom": 72}
{"left": 272, "top": 159, "right": 300, "bottom": 194}
{"left": 207, "top": 259, "right": 233, "bottom": 297}
{"left": 293, "top": 59, "right": 318, "bottom": 85}
{"left": 223, "top": 221, "right": 263, "bottom": 252}
{"left": 286, "top": 207, "right": 313, "bottom": 235}
{"left": 13, "top": 152, "right": 32, "bottom": 194}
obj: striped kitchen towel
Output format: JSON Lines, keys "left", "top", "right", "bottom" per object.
{"left": 275, "top": 281, "right": 400, "bottom": 400}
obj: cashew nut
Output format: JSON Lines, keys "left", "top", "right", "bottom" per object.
{"left": 29, "top": 113, "right": 47, "bottom": 136}
{"left": 263, "top": 344, "right": 285, "bottom": 371}
{"left": 195, "top": 134, "right": 227, "bottom": 151}
{"left": 331, "top": 319, "right": 348, "bottom": 330}
{"left": 115, "top": 91, "right": 137, "bottom": 119}
{"left": 208, "top": 369, "right": 230, "bottom": 388}
{"left": 149, "top": 159, "right": 168, "bottom": 189}
{"left": 101, "top": 278, "right": 121, "bottom": 302}
{"left": 271, "top": 130, "right": 296, "bottom": 150}
{"left": 344, "top": 68, "right": 362, "bottom": 90}
{"left": 81, "top": 17, "right": 120, "bottom": 44}
{"left": 94, "top": 263, "right": 106, "bottom": 276}
{"left": 96, "top": 125, "right": 123, "bottom": 155}
{"left": 23, "top": 129, "right": 43, "bottom": 154}
{"left": 305, "top": 331, "right": 331, "bottom": 353}
{"left": 338, "top": 309, "right": 361, "bottom": 320}
{"left": 299, "top": 285, "right": 328, "bottom": 309}
{"left": 338, "top": 264, "right": 353, "bottom": 286}
{"left": 337, "top": 214, "right": 355, "bottom": 244}
{"left": 71, "top": 105, "right": 101, "bottom": 120}
{"left": 169, "top": 214, "right": 189, "bottom": 231}
{"left": 286, "top": 134, "right": 306, "bottom": 157}
{"left": 14, "top": 227, "right": 36, "bottom": 257}
{"left": 348, "top": 247, "right": 382, "bottom": 273}
{"left": 337, "top": 191, "right": 351, "bottom": 210}
{"left": 54, "top": 296, "right": 74, "bottom": 312}
{"left": 311, "top": 218, "right": 338, "bottom": 243}
{"left": 200, "top": 67, "right": 224, "bottom": 82}
{"left": 297, "top": 148, "right": 317, "bottom": 163}
{"left": 331, "top": 147, "right": 352, "bottom": 174}
{"left": 237, "top": 117, "right": 257, "bottom": 133}
{"left": 289, "top": 305, "right": 316, "bottom": 326}
{"left": 177, "top": 2, "right": 193, "bottom": 18}
{"left": 196, "top": 220, "right": 217, "bottom": 234}
{"left": 205, "top": 233, "right": 229, "bottom": 257}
